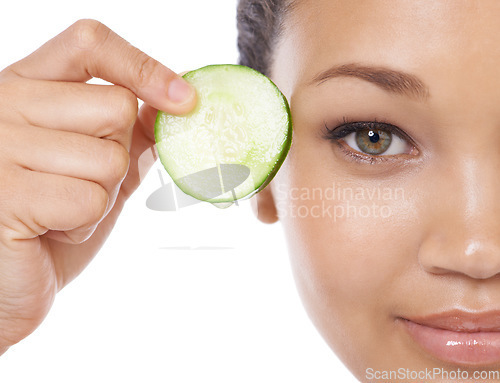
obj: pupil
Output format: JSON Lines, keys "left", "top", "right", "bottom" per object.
{"left": 368, "top": 130, "right": 379, "bottom": 143}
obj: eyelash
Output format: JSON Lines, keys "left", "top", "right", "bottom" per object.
{"left": 322, "top": 117, "right": 417, "bottom": 164}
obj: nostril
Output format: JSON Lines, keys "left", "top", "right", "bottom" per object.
{"left": 460, "top": 259, "right": 500, "bottom": 280}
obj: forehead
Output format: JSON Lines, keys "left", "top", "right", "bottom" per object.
{"left": 276, "top": 0, "right": 500, "bottom": 95}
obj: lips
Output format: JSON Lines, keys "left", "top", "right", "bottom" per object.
{"left": 401, "top": 310, "right": 500, "bottom": 365}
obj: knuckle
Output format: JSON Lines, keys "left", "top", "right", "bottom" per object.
{"left": 103, "top": 140, "right": 130, "bottom": 182}
{"left": 115, "top": 87, "right": 139, "bottom": 127}
{"left": 135, "top": 54, "right": 161, "bottom": 89}
{"left": 68, "top": 19, "right": 110, "bottom": 51}
{"left": 85, "top": 182, "right": 109, "bottom": 223}
{"left": 69, "top": 180, "right": 108, "bottom": 226}
{"left": 103, "top": 86, "right": 138, "bottom": 132}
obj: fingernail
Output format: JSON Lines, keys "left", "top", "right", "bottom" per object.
{"left": 167, "top": 78, "right": 194, "bottom": 104}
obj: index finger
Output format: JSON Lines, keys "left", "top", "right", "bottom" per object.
{"left": 6, "top": 19, "right": 196, "bottom": 115}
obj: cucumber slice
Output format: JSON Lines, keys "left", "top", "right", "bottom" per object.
{"left": 154, "top": 64, "right": 292, "bottom": 205}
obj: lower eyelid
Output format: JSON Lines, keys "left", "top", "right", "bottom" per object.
{"left": 336, "top": 140, "right": 387, "bottom": 164}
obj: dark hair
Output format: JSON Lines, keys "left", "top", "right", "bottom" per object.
{"left": 236, "top": 0, "right": 293, "bottom": 77}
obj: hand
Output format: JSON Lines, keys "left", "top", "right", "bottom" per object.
{"left": 0, "top": 19, "right": 196, "bottom": 354}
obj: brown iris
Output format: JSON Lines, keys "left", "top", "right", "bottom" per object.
{"left": 355, "top": 128, "right": 392, "bottom": 155}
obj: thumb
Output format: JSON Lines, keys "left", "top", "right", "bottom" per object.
{"left": 8, "top": 19, "right": 197, "bottom": 115}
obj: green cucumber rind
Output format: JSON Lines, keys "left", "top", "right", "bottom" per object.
{"left": 249, "top": 98, "right": 292, "bottom": 198}
{"left": 154, "top": 64, "right": 292, "bottom": 203}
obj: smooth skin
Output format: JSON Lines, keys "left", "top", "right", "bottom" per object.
{"left": 0, "top": 19, "right": 195, "bottom": 355}
{"left": 251, "top": 0, "right": 500, "bottom": 381}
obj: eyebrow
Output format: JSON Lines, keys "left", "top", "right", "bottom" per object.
{"left": 311, "top": 63, "right": 430, "bottom": 101}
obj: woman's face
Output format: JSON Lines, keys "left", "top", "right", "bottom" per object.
{"left": 256, "top": 0, "right": 500, "bottom": 380}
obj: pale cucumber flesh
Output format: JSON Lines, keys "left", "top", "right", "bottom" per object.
{"left": 154, "top": 64, "right": 292, "bottom": 204}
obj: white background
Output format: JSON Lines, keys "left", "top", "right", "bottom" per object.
{"left": 0, "top": 1, "right": 357, "bottom": 382}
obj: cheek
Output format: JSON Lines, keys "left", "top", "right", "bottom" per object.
{"left": 271, "top": 139, "right": 420, "bottom": 352}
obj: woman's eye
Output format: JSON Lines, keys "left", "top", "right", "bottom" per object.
{"left": 325, "top": 121, "right": 415, "bottom": 157}
{"left": 345, "top": 128, "right": 406, "bottom": 155}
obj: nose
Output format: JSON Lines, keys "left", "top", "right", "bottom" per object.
{"left": 418, "top": 156, "right": 500, "bottom": 279}
{"left": 419, "top": 235, "right": 500, "bottom": 279}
